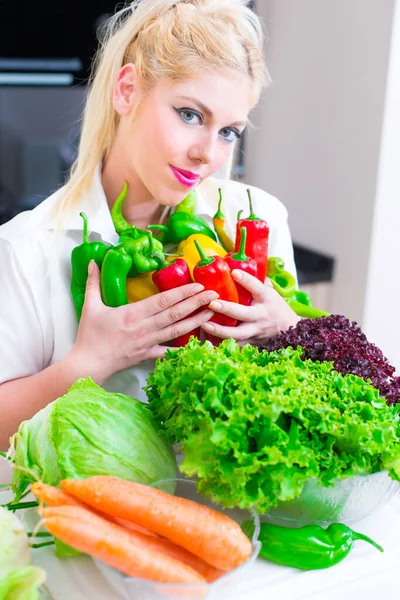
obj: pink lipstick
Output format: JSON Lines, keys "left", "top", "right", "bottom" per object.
{"left": 170, "top": 165, "right": 200, "bottom": 188}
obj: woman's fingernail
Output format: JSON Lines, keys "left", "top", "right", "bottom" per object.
{"left": 88, "top": 260, "right": 95, "bottom": 275}
{"left": 209, "top": 301, "right": 222, "bottom": 311}
{"left": 202, "top": 322, "right": 215, "bottom": 332}
{"left": 206, "top": 292, "right": 218, "bottom": 302}
{"left": 232, "top": 269, "right": 243, "bottom": 280}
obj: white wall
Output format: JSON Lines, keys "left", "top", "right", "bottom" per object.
{"left": 247, "top": 0, "right": 395, "bottom": 324}
{"left": 363, "top": 0, "right": 400, "bottom": 370}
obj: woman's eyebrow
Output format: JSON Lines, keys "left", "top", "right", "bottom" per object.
{"left": 177, "top": 95, "right": 247, "bottom": 127}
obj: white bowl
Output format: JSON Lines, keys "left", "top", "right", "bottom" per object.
{"left": 263, "top": 470, "right": 400, "bottom": 527}
{"left": 95, "top": 478, "right": 261, "bottom": 600}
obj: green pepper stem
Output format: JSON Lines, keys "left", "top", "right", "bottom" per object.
{"left": 237, "top": 209, "right": 243, "bottom": 222}
{"left": 194, "top": 240, "right": 214, "bottom": 267}
{"left": 351, "top": 531, "right": 384, "bottom": 553}
{"left": 214, "top": 188, "right": 224, "bottom": 220}
{"left": 151, "top": 253, "right": 171, "bottom": 270}
{"left": 231, "top": 227, "right": 248, "bottom": 262}
{"left": 27, "top": 532, "right": 53, "bottom": 538}
{"left": 80, "top": 212, "right": 89, "bottom": 244}
{"left": 111, "top": 181, "right": 130, "bottom": 234}
{"left": 246, "top": 188, "right": 261, "bottom": 221}
{"left": 148, "top": 224, "right": 169, "bottom": 233}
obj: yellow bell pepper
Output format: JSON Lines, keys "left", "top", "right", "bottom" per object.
{"left": 177, "top": 234, "right": 227, "bottom": 278}
{"left": 126, "top": 272, "right": 159, "bottom": 303}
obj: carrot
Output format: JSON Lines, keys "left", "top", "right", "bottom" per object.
{"left": 31, "top": 481, "right": 156, "bottom": 538}
{"left": 31, "top": 481, "right": 83, "bottom": 507}
{"left": 61, "top": 476, "right": 252, "bottom": 571}
{"left": 40, "top": 505, "right": 207, "bottom": 584}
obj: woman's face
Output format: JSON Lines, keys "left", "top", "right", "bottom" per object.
{"left": 113, "top": 68, "right": 254, "bottom": 206}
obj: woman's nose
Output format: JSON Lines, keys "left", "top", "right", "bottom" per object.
{"left": 189, "top": 133, "right": 218, "bottom": 165}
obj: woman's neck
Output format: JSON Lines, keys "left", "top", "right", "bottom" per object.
{"left": 101, "top": 153, "right": 166, "bottom": 229}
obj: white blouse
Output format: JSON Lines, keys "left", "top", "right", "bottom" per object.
{"left": 0, "top": 165, "right": 297, "bottom": 401}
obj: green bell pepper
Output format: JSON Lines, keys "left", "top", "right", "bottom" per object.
{"left": 120, "top": 230, "right": 164, "bottom": 277}
{"left": 242, "top": 521, "right": 383, "bottom": 570}
{"left": 148, "top": 212, "right": 216, "bottom": 245}
{"left": 70, "top": 212, "right": 108, "bottom": 321}
{"left": 174, "top": 190, "right": 196, "bottom": 214}
{"left": 100, "top": 245, "right": 132, "bottom": 307}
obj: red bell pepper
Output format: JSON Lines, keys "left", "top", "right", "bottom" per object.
{"left": 152, "top": 255, "right": 200, "bottom": 347}
{"left": 235, "top": 189, "right": 269, "bottom": 283}
{"left": 225, "top": 227, "right": 257, "bottom": 306}
{"left": 193, "top": 240, "right": 239, "bottom": 346}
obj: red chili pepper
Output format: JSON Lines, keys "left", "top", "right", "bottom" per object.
{"left": 235, "top": 189, "right": 269, "bottom": 283}
{"left": 225, "top": 227, "right": 257, "bottom": 306}
{"left": 193, "top": 240, "right": 239, "bottom": 346}
{"left": 152, "top": 255, "right": 200, "bottom": 347}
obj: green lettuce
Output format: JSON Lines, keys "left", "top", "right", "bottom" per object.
{"left": 0, "top": 508, "right": 46, "bottom": 600}
{"left": 145, "top": 339, "right": 400, "bottom": 513}
{"left": 10, "top": 378, "right": 176, "bottom": 501}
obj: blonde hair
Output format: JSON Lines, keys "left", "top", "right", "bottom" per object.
{"left": 57, "top": 0, "right": 270, "bottom": 219}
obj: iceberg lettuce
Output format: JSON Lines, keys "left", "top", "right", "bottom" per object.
{"left": 10, "top": 378, "right": 176, "bottom": 501}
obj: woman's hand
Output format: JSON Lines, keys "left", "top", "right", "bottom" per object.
{"left": 69, "top": 262, "right": 217, "bottom": 384}
{"left": 201, "top": 269, "right": 300, "bottom": 346}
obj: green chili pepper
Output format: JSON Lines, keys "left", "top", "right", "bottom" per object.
{"left": 111, "top": 181, "right": 130, "bottom": 235}
{"left": 291, "top": 289, "right": 312, "bottom": 306}
{"left": 174, "top": 190, "right": 196, "bottom": 214}
{"left": 267, "top": 256, "right": 330, "bottom": 317}
{"left": 287, "top": 299, "right": 330, "bottom": 318}
{"left": 100, "top": 245, "right": 132, "bottom": 307}
{"left": 148, "top": 212, "right": 216, "bottom": 245}
{"left": 70, "top": 212, "right": 108, "bottom": 321}
{"left": 242, "top": 521, "right": 383, "bottom": 570}
{"left": 267, "top": 256, "right": 296, "bottom": 298}
{"left": 267, "top": 256, "right": 285, "bottom": 276}
{"left": 120, "top": 231, "right": 164, "bottom": 276}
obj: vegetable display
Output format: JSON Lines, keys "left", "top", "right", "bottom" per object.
{"left": 70, "top": 181, "right": 328, "bottom": 346}
{"left": 61, "top": 476, "right": 252, "bottom": 571}
{"left": 10, "top": 377, "right": 176, "bottom": 502}
{"left": 241, "top": 520, "right": 383, "bottom": 570}
{"left": 0, "top": 507, "right": 46, "bottom": 600}
{"left": 30, "top": 477, "right": 251, "bottom": 583}
{"left": 39, "top": 504, "right": 206, "bottom": 584}
{"left": 145, "top": 338, "right": 400, "bottom": 513}
{"left": 259, "top": 314, "right": 400, "bottom": 405}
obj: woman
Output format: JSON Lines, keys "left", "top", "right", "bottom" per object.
{"left": 0, "top": 0, "right": 299, "bottom": 448}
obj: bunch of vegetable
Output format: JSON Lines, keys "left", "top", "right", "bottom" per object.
{"left": 30, "top": 476, "right": 252, "bottom": 583}
{"left": 259, "top": 314, "right": 400, "bottom": 405}
{"left": 71, "top": 183, "right": 325, "bottom": 346}
{"left": 145, "top": 338, "right": 400, "bottom": 513}
{"left": 9, "top": 377, "right": 177, "bottom": 502}
{"left": 0, "top": 507, "right": 46, "bottom": 600}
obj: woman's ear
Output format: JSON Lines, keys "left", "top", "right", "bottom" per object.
{"left": 113, "top": 63, "right": 138, "bottom": 115}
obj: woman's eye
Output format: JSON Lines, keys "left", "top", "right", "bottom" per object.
{"left": 219, "top": 127, "right": 241, "bottom": 144}
{"left": 175, "top": 108, "right": 202, "bottom": 125}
